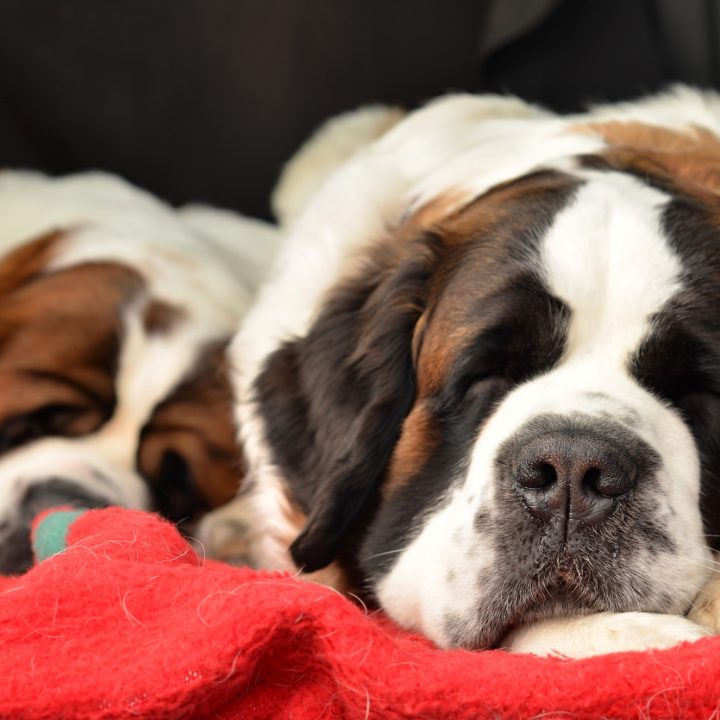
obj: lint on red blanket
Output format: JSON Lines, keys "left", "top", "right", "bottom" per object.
{"left": 1, "top": 507, "right": 719, "bottom": 719}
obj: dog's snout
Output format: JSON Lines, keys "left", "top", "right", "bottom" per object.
{"left": 513, "top": 431, "right": 637, "bottom": 530}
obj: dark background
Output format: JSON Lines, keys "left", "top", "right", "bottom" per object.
{"left": 0, "top": 0, "right": 716, "bottom": 219}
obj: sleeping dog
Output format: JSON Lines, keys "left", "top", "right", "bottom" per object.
{"left": 0, "top": 170, "right": 279, "bottom": 573}
{"left": 202, "top": 86, "right": 720, "bottom": 658}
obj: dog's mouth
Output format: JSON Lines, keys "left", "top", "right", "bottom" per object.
{"left": 489, "top": 578, "right": 596, "bottom": 648}
{"left": 446, "top": 514, "right": 680, "bottom": 650}
{"left": 469, "top": 557, "right": 626, "bottom": 650}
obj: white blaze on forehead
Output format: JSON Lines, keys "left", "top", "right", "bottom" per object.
{"left": 461, "top": 171, "right": 691, "bottom": 499}
{"left": 458, "top": 172, "right": 686, "bottom": 508}
{"left": 541, "top": 171, "right": 682, "bottom": 367}
{"left": 84, "top": 302, "right": 203, "bottom": 469}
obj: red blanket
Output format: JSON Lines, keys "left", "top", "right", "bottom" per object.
{"left": 1, "top": 507, "right": 718, "bottom": 719}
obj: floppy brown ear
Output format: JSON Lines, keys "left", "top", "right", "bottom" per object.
{"left": 0, "top": 230, "right": 64, "bottom": 296}
{"left": 254, "top": 236, "right": 440, "bottom": 571}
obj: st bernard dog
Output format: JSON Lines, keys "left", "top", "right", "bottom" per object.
{"left": 0, "top": 170, "right": 279, "bottom": 574}
{"left": 197, "top": 85, "right": 720, "bottom": 659}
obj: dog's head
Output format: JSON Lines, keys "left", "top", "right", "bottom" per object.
{"left": 0, "top": 173, "right": 252, "bottom": 573}
{"left": 254, "top": 105, "right": 720, "bottom": 648}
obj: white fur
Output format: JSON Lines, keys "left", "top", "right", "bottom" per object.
{"left": 272, "top": 105, "right": 405, "bottom": 228}
{"left": 587, "top": 84, "right": 720, "bottom": 134}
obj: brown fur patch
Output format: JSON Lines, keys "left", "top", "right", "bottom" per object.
{"left": 385, "top": 402, "right": 438, "bottom": 495}
{"left": 409, "top": 191, "right": 467, "bottom": 227}
{"left": 142, "top": 299, "right": 185, "bottom": 334}
{"left": 138, "top": 342, "right": 243, "bottom": 514}
{"left": 687, "top": 553, "right": 720, "bottom": 633}
{"left": 574, "top": 121, "right": 720, "bottom": 199}
{"left": 0, "top": 229, "right": 66, "bottom": 296}
{"left": 303, "top": 563, "right": 353, "bottom": 594}
{"left": 0, "top": 259, "right": 144, "bottom": 444}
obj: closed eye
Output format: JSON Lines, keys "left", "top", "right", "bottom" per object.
{"left": 19, "top": 368, "right": 113, "bottom": 409}
{"left": 630, "top": 318, "right": 717, "bottom": 407}
{"left": 0, "top": 404, "right": 99, "bottom": 452}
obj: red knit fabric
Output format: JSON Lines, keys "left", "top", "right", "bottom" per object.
{"left": 1, "top": 507, "right": 718, "bottom": 719}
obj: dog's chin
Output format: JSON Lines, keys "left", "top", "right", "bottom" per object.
{"left": 473, "top": 584, "right": 595, "bottom": 651}
{"left": 493, "top": 588, "right": 596, "bottom": 650}
{"left": 456, "top": 559, "right": 655, "bottom": 650}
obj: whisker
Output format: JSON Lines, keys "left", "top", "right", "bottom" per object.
{"left": 363, "top": 548, "right": 405, "bottom": 560}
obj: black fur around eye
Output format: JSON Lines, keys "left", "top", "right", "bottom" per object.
{"left": 432, "top": 372, "right": 512, "bottom": 424}
{"left": 437, "top": 282, "right": 569, "bottom": 414}
{"left": 0, "top": 404, "right": 92, "bottom": 453}
{"left": 631, "top": 321, "right": 715, "bottom": 407}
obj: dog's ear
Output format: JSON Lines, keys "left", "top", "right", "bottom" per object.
{"left": 254, "top": 236, "right": 440, "bottom": 571}
{"left": 271, "top": 106, "right": 405, "bottom": 228}
{"left": 0, "top": 230, "right": 64, "bottom": 297}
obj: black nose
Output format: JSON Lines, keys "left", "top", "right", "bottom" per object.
{"left": 512, "top": 431, "right": 638, "bottom": 532}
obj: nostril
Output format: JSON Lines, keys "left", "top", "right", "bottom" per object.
{"left": 582, "top": 467, "right": 602, "bottom": 491}
{"left": 536, "top": 462, "right": 557, "bottom": 488}
{"left": 583, "top": 465, "right": 635, "bottom": 498}
{"left": 518, "top": 460, "right": 557, "bottom": 489}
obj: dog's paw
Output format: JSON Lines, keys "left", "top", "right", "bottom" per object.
{"left": 194, "top": 498, "right": 258, "bottom": 565}
{"left": 504, "top": 611, "right": 710, "bottom": 659}
{"left": 689, "top": 574, "right": 720, "bottom": 633}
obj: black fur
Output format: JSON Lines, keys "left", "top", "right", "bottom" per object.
{"left": 633, "top": 197, "right": 720, "bottom": 548}
{"left": 255, "top": 236, "right": 443, "bottom": 571}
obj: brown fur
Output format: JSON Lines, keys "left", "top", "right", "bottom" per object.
{"left": 0, "top": 230, "right": 66, "bottom": 296}
{"left": 0, "top": 252, "right": 144, "bottom": 437}
{"left": 575, "top": 121, "right": 720, "bottom": 200}
{"left": 142, "top": 299, "right": 185, "bottom": 334}
{"left": 384, "top": 402, "right": 438, "bottom": 495}
{"left": 409, "top": 170, "right": 579, "bottom": 396}
{"left": 138, "top": 341, "right": 243, "bottom": 511}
